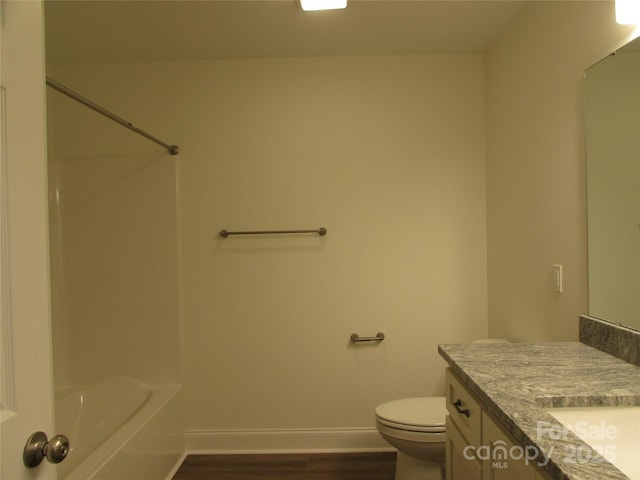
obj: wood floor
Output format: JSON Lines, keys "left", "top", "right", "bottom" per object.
{"left": 172, "top": 452, "right": 397, "bottom": 480}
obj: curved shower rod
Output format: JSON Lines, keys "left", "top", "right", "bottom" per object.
{"left": 46, "top": 77, "right": 179, "bottom": 156}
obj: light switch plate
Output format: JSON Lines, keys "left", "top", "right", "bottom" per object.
{"left": 552, "top": 264, "right": 563, "bottom": 293}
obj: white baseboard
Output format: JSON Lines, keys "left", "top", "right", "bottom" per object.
{"left": 186, "top": 427, "right": 395, "bottom": 454}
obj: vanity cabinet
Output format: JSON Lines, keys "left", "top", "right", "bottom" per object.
{"left": 445, "top": 368, "right": 552, "bottom": 480}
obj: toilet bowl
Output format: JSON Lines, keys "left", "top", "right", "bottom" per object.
{"left": 376, "top": 339, "right": 510, "bottom": 480}
{"left": 375, "top": 397, "right": 447, "bottom": 480}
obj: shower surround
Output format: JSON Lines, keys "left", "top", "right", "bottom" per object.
{"left": 47, "top": 81, "right": 185, "bottom": 478}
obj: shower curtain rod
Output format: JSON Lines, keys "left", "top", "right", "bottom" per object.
{"left": 46, "top": 77, "right": 179, "bottom": 156}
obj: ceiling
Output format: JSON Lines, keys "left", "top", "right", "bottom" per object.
{"left": 44, "top": 0, "right": 528, "bottom": 65}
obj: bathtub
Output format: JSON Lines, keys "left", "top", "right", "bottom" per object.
{"left": 55, "top": 376, "right": 185, "bottom": 480}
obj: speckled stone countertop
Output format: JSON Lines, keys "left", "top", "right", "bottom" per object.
{"left": 438, "top": 342, "right": 640, "bottom": 480}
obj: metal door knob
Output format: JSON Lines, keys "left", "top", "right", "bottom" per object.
{"left": 23, "top": 431, "right": 70, "bottom": 467}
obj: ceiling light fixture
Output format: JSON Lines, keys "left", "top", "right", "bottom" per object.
{"left": 300, "top": 0, "right": 347, "bottom": 12}
{"left": 615, "top": 0, "right": 640, "bottom": 24}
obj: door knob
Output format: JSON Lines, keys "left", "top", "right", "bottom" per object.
{"left": 23, "top": 431, "right": 70, "bottom": 468}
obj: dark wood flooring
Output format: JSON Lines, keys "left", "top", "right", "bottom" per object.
{"left": 172, "top": 452, "right": 397, "bottom": 480}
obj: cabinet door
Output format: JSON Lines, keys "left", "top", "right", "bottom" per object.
{"left": 482, "top": 412, "right": 536, "bottom": 480}
{"left": 446, "top": 416, "right": 482, "bottom": 480}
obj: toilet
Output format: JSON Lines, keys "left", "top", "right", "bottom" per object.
{"left": 375, "top": 339, "right": 510, "bottom": 480}
{"left": 375, "top": 397, "right": 447, "bottom": 480}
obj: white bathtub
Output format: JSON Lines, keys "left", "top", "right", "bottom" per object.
{"left": 55, "top": 377, "right": 185, "bottom": 480}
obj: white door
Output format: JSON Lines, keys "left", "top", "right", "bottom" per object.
{"left": 0, "top": 1, "right": 57, "bottom": 479}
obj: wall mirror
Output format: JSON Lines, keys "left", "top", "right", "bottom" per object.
{"left": 585, "top": 34, "right": 640, "bottom": 331}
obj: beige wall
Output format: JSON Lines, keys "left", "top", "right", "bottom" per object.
{"left": 180, "top": 55, "right": 488, "bottom": 432}
{"left": 48, "top": 54, "right": 488, "bottom": 438}
{"left": 485, "top": 1, "right": 636, "bottom": 341}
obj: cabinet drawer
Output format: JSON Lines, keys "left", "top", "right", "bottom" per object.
{"left": 446, "top": 368, "right": 482, "bottom": 446}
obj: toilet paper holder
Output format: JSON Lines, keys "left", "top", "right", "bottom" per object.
{"left": 350, "top": 332, "right": 385, "bottom": 343}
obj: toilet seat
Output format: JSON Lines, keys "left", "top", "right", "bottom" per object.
{"left": 375, "top": 397, "right": 446, "bottom": 433}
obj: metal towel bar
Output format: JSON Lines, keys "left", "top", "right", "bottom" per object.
{"left": 220, "top": 228, "right": 327, "bottom": 238}
{"left": 350, "top": 332, "right": 385, "bottom": 343}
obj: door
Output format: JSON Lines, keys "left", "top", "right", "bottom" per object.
{"left": 1, "top": 1, "right": 57, "bottom": 479}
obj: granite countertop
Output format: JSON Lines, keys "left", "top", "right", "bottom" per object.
{"left": 438, "top": 342, "right": 640, "bottom": 480}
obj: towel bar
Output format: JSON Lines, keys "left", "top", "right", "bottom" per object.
{"left": 350, "top": 332, "right": 385, "bottom": 343}
{"left": 220, "top": 228, "right": 327, "bottom": 238}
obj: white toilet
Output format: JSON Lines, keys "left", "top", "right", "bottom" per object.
{"left": 375, "top": 397, "right": 447, "bottom": 480}
{"left": 375, "top": 339, "right": 510, "bottom": 480}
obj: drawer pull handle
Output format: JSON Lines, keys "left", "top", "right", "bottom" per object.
{"left": 453, "top": 399, "right": 470, "bottom": 417}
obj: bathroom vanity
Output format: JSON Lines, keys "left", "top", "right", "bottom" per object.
{"left": 445, "top": 367, "right": 552, "bottom": 480}
{"left": 440, "top": 334, "right": 640, "bottom": 480}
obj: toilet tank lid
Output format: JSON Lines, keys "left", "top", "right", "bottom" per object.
{"left": 375, "top": 397, "right": 446, "bottom": 428}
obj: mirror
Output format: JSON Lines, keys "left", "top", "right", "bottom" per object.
{"left": 585, "top": 35, "right": 640, "bottom": 331}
